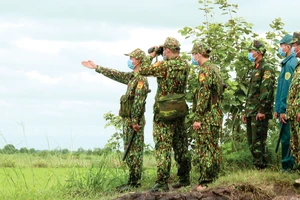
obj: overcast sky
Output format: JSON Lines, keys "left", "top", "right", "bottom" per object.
{"left": 0, "top": 0, "right": 299, "bottom": 151}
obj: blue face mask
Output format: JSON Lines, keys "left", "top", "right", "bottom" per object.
{"left": 247, "top": 52, "right": 256, "bottom": 62}
{"left": 291, "top": 47, "right": 296, "bottom": 56}
{"left": 191, "top": 56, "right": 199, "bottom": 65}
{"left": 127, "top": 60, "right": 134, "bottom": 70}
{"left": 278, "top": 47, "right": 286, "bottom": 57}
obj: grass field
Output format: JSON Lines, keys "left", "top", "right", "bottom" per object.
{"left": 0, "top": 153, "right": 159, "bottom": 200}
{"left": 1, "top": 152, "right": 300, "bottom": 200}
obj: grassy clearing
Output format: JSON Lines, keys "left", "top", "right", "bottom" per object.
{"left": 1, "top": 152, "right": 300, "bottom": 200}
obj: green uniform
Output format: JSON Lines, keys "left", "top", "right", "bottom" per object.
{"left": 96, "top": 66, "right": 149, "bottom": 185}
{"left": 140, "top": 55, "right": 191, "bottom": 186}
{"left": 245, "top": 58, "right": 275, "bottom": 169}
{"left": 287, "top": 61, "right": 300, "bottom": 168}
{"left": 192, "top": 60, "right": 223, "bottom": 184}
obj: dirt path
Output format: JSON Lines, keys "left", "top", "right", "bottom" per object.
{"left": 115, "top": 183, "right": 300, "bottom": 200}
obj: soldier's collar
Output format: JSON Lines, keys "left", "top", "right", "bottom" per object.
{"left": 255, "top": 58, "right": 265, "bottom": 69}
{"left": 201, "top": 60, "right": 211, "bottom": 67}
{"left": 133, "top": 72, "right": 139, "bottom": 77}
{"left": 281, "top": 54, "right": 295, "bottom": 65}
{"left": 169, "top": 55, "right": 180, "bottom": 60}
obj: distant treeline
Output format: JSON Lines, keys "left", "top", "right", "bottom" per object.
{"left": 0, "top": 144, "right": 120, "bottom": 156}
{"left": 0, "top": 144, "right": 154, "bottom": 156}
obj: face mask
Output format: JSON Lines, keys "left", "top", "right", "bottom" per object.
{"left": 163, "top": 56, "right": 167, "bottom": 60}
{"left": 278, "top": 47, "right": 286, "bottom": 57}
{"left": 291, "top": 47, "right": 300, "bottom": 56}
{"left": 192, "top": 56, "right": 199, "bottom": 65}
{"left": 247, "top": 52, "right": 256, "bottom": 62}
{"left": 293, "top": 46, "right": 300, "bottom": 56}
{"left": 127, "top": 60, "right": 134, "bottom": 70}
{"left": 291, "top": 47, "right": 295, "bottom": 55}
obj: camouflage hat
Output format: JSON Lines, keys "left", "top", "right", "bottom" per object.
{"left": 124, "top": 48, "right": 146, "bottom": 60}
{"left": 189, "top": 42, "right": 210, "bottom": 54}
{"left": 288, "top": 32, "right": 300, "bottom": 44}
{"left": 248, "top": 40, "right": 266, "bottom": 54}
{"left": 276, "top": 34, "right": 293, "bottom": 44}
{"left": 160, "top": 37, "right": 181, "bottom": 50}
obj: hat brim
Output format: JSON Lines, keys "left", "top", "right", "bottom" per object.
{"left": 288, "top": 38, "right": 298, "bottom": 44}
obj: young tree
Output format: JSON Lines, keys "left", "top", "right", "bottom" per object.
{"left": 179, "top": 0, "right": 285, "bottom": 165}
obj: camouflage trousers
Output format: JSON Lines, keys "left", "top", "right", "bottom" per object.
{"left": 290, "top": 120, "right": 300, "bottom": 168}
{"left": 246, "top": 117, "right": 268, "bottom": 168}
{"left": 153, "top": 116, "right": 191, "bottom": 184}
{"left": 192, "top": 124, "right": 221, "bottom": 184}
{"left": 279, "top": 120, "right": 294, "bottom": 170}
{"left": 122, "top": 116, "right": 145, "bottom": 184}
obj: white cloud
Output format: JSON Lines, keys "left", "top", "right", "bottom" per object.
{"left": 23, "top": 70, "right": 62, "bottom": 84}
{"left": 12, "top": 38, "right": 67, "bottom": 54}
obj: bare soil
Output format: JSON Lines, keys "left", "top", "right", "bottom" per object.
{"left": 115, "top": 183, "right": 300, "bottom": 200}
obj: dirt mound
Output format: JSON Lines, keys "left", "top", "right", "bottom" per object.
{"left": 115, "top": 184, "right": 300, "bottom": 200}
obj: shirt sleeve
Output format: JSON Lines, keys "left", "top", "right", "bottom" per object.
{"left": 274, "top": 73, "right": 281, "bottom": 113}
{"left": 95, "top": 66, "right": 132, "bottom": 85}
{"left": 194, "top": 68, "right": 213, "bottom": 122}
{"left": 131, "top": 78, "right": 148, "bottom": 125}
{"left": 258, "top": 66, "right": 275, "bottom": 114}
{"left": 295, "top": 93, "right": 300, "bottom": 115}
{"left": 278, "top": 62, "right": 296, "bottom": 113}
{"left": 139, "top": 59, "right": 168, "bottom": 77}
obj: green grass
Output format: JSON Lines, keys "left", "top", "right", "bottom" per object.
{"left": 0, "top": 152, "right": 300, "bottom": 200}
{"left": 0, "top": 168, "right": 66, "bottom": 200}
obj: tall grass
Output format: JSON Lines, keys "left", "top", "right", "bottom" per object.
{"left": 0, "top": 146, "right": 298, "bottom": 200}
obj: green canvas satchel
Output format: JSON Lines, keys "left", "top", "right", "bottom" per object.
{"left": 157, "top": 93, "right": 188, "bottom": 122}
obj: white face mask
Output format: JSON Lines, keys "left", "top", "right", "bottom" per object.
{"left": 292, "top": 46, "right": 300, "bottom": 56}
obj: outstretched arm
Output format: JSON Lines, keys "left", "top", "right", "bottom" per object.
{"left": 82, "top": 60, "right": 132, "bottom": 84}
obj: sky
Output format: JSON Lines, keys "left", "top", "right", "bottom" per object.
{"left": 0, "top": 0, "right": 299, "bottom": 151}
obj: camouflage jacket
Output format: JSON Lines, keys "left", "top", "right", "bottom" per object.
{"left": 95, "top": 66, "right": 149, "bottom": 124}
{"left": 140, "top": 56, "right": 189, "bottom": 113}
{"left": 287, "top": 61, "right": 300, "bottom": 120}
{"left": 192, "top": 60, "right": 223, "bottom": 126}
{"left": 245, "top": 59, "right": 275, "bottom": 118}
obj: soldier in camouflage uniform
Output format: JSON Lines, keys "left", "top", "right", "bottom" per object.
{"left": 242, "top": 40, "right": 275, "bottom": 169}
{"left": 190, "top": 42, "right": 223, "bottom": 190}
{"left": 140, "top": 37, "right": 191, "bottom": 192}
{"left": 286, "top": 32, "right": 300, "bottom": 173}
{"left": 274, "top": 34, "right": 297, "bottom": 172}
{"left": 81, "top": 48, "right": 150, "bottom": 192}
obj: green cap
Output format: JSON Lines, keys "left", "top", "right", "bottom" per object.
{"left": 124, "top": 48, "right": 146, "bottom": 60}
{"left": 161, "top": 37, "right": 181, "bottom": 50}
{"left": 289, "top": 32, "right": 300, "bottom": 44}
{"left": 189, "top": 42, "right": 210, "bottom": 54}
{"left": 276, "top": 34, "right": 293, "bottom": 44}
{"left": 248, "top": 40, "right": 266, "bottom": 54}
